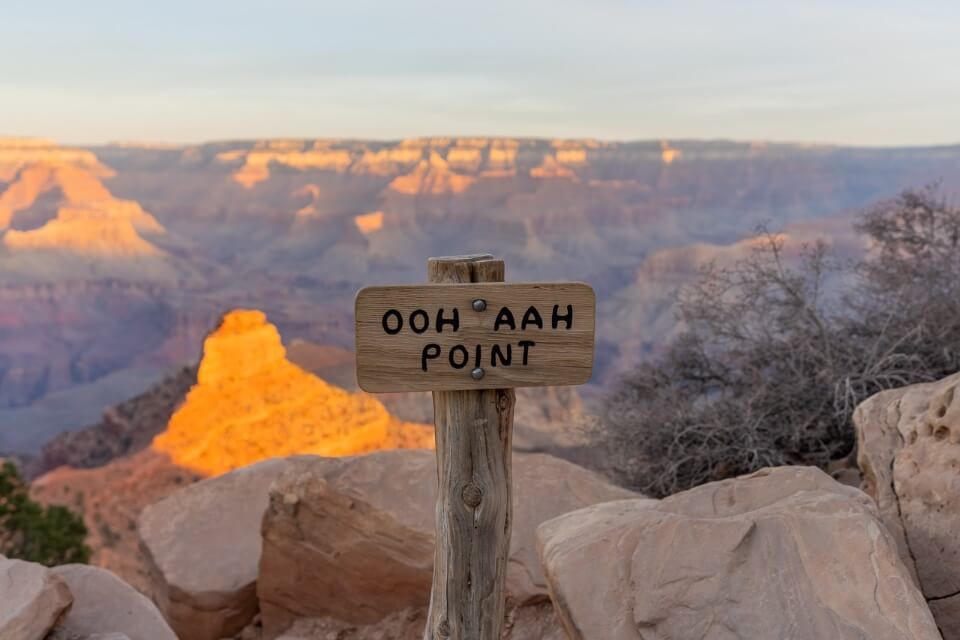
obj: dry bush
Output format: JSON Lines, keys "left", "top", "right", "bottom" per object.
{"left": 599, "top": 186, "right": 960, "bottom": 497}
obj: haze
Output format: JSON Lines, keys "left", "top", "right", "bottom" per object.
{"left": 2, "top": 0, "right": 959, "bottom": 146}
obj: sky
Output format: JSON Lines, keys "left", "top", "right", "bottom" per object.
{"left": 2, "top": 0, "right": 959, "bottom": 146}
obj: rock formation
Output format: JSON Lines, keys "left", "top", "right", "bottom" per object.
{"left": 0, "top": 140, "right": 114, "bottom": 230}
{"left": 32, "top": 309, "right": 432, "bottom": 594}
{"left": 222, "top": 141, "right": 356, "bottom": 188}
{"left": 0, "top": 139, "right": 162, "bottom": 238}
{"left": 660, "top": 139, "right": 681, "bottom": 164}
{"left": 529, "top": 154, "right": 577, "bottom": 180}
{"left": 139, "top": 459, "right": 290, "bottom": 640}
{"left": 6, "top": 136, "right": 960, "bottom": 437}
{"left": 856, "top": 371, "right": 960, "bottom": 637}
{"left": 0, "top": 138, "right": 106, "bottom": 177}
{"left": 257, "top": 450, "right": 636, "bottom": 637}
{"left": 0, "top": 554, "right": 173, "bottom": 640}
{"left": 0, "top": 555, "right": 73, "bottom": 640}
{"left": 4, "top": 208, "right": 162, "bottom": 256}
{"left": 537, "top": 466, "right": 940, "bottom": 640}
{"left": 50, "top": 564, "right": 177, "bottom": 640}
{"left": 0, "top": 140, "right": 177, "bottom": 289}
{"left": 66, "top": 448, "right": 608, "bottom": 638}
{"left": 387, "top": 151, "right": 475, "bottom": 195}
{"left": 353, "top": 144, "right": 424, "bottom": 176}
{"left": 151, "top": 309, "right": 433, "bottom": 475}
{"left": 353, "top": 210, "right": 383, "bottom": 234}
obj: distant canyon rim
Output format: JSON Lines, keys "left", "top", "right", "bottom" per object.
{"left": 2, "top": 135, "right": 960, "bottom": 453}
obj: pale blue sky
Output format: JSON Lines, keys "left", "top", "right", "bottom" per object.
{"left": 2, "top": 0, "right": 958, "bottom": 146}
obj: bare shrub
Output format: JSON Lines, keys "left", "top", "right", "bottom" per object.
{"left": 599, "top": 186, "right": 960, "bottom": 497}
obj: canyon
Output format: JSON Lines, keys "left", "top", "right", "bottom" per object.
{"left": 2, "top": 136, "right": 960, "bottom": 452}
{"left": 29, "top": 309, "right": 433, "bottom": 591}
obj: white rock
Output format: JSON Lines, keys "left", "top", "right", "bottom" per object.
{"left": 257, "top": 449, "right": 636, "bottom": 637}
{"left": 0, "top": 556, "right": 73, "bottom": 640}
{"left": 537, "top": 466, "right": 940, "bottom": 640}
{"left": 856, "top": 371, "right": 960, "bottom": 637}
{"left": 51, "top": 564, "right": 175, "bottom": 640}
{"left": 139, "top": 457, "right": 290, "bottom": 640}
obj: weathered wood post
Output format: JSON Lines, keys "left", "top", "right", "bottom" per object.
{"left": 424, "top": 254, "right": 515, "bottom": 640}
{"left": 354, "top": 255, "right": 595, "bottom": 640}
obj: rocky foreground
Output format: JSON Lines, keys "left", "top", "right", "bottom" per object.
{"left": 9, "top": 340, "right": 960, "bottom": 638}
{"left": 4, "top": 447, "right": 952, "bottom": 639}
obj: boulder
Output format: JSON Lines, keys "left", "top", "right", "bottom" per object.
{"left": 257, "top": 449, "right": 636, "bottom": 637}
{"left": 150, "top": 310, "right": 432, "bottom": 477}
{"left": 855, "top": 372, "right": 960, "bottom": 636}
{"left": 509, "top": 451, "right": 637, "bottom": 599}
{"left": 138, "top": 457, "right": 290, "bottom": 640}
{"left": 537, "top": 466, "right": 940, "bottom": 640}
{"left": 0, "top": 556, "right": 73, "bottom": 640}
{"left": 50, "top": 564, "right": 175, "bottom": 640}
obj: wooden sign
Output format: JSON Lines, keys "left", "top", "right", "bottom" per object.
{"left": 355, "top": 281, "right": 595, "bottom": 392}
{"left": 356, "top": 255, "right": 595, "bottom": 640}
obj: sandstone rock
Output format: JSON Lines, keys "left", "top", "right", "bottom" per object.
{"left": 0, "top": 139, "right": 163, "bottom": 261}
{"left": 537, "top": 466, "right": 939, "bottom": 640}
{"left": 227, "top": 147, "right": 354, "bottom": 187}
{"left": 151, "top": 310, "right": 433, "bottom": 476}
{"left": 0, "top": 556, "right": 73, "bottom": 640}
{"left": 387, "top": 151, "right": 475, "bottom": 195}
{"left": 0, "top": 153, "right": 111, "bottom": 231}
{"left": 257, "top": 452, "right": 427, "bottom": 636}
{"left": 139, "top": 458, "right": 291, "bottom": 640}
{"left": 50, "top": 564, "right": 175, "bottom": 640}
{"left": 32, "top": 311, "right": 429, "bottom": 594}
{"left": 529, "top": 154, "right": 576, "bottom": 179}
{"left": 257, "top": 449, "right": 636, "bottom": 637}
{"left": 856, "top": 371, "right": 960, "bottom": 637}
{"left": 3, "top": 209, "right": 163, "bottom": 257}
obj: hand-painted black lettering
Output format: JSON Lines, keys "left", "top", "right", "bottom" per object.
{"left": 382, "top": 309, "right": 403, "bottom": 335}
{"left": 521, "top": 306, "right": 543, "bottom": 330}
{"left": 410, "top": 309, "right": 430, "bottom": 334}
{"left": 491, "top": 343, "right": 512, "bottom": 367}
{"left": 475, "top": 344, "right": 482, "bottom": 368}
{"left": 436, "top": 307, "right": 460, "bottom": 333}
{"left": 449, "top": 345, "right": 469, "bottom": 369}
{"left": 421, "top": 344, "right": 441, "bottom": 371}
{"left": 494, "top": 307, "right": 516, "bottom": 331}
{"left": 518, "top": 340, "right": 536, "bottom": 365}
{"left": 552, "top": 304, "right": 574, "bottom": 330}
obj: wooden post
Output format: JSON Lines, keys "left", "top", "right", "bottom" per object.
{"left": 355, "top": 254, "right": 595, "bottom": 636}
{"left": 424, "top": 254, "right": 516, "bottom": 640}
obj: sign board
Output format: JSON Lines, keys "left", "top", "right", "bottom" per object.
{"left": 355, "top": 282, "right": 595, "bottom": 392}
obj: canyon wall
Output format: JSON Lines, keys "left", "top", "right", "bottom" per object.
{"left": 3, "top": 136, "right": 960, "bottom": 451}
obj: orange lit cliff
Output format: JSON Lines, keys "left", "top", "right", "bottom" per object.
{"left": 33, "top": 308, "right": 433, "bottom": 588}
{"left": 152, "top": 309, "right": 433, "bottom": 475}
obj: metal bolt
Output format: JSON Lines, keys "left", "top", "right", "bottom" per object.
{"left": 471, "top": 367, "right": 485, "bottom": 380}
{"left": 472, "top": 298, "right": 487, "bottom": 312}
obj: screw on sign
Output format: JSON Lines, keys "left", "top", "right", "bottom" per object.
{"left": 355, "top": 254, "right": 596, "bottom": 640}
